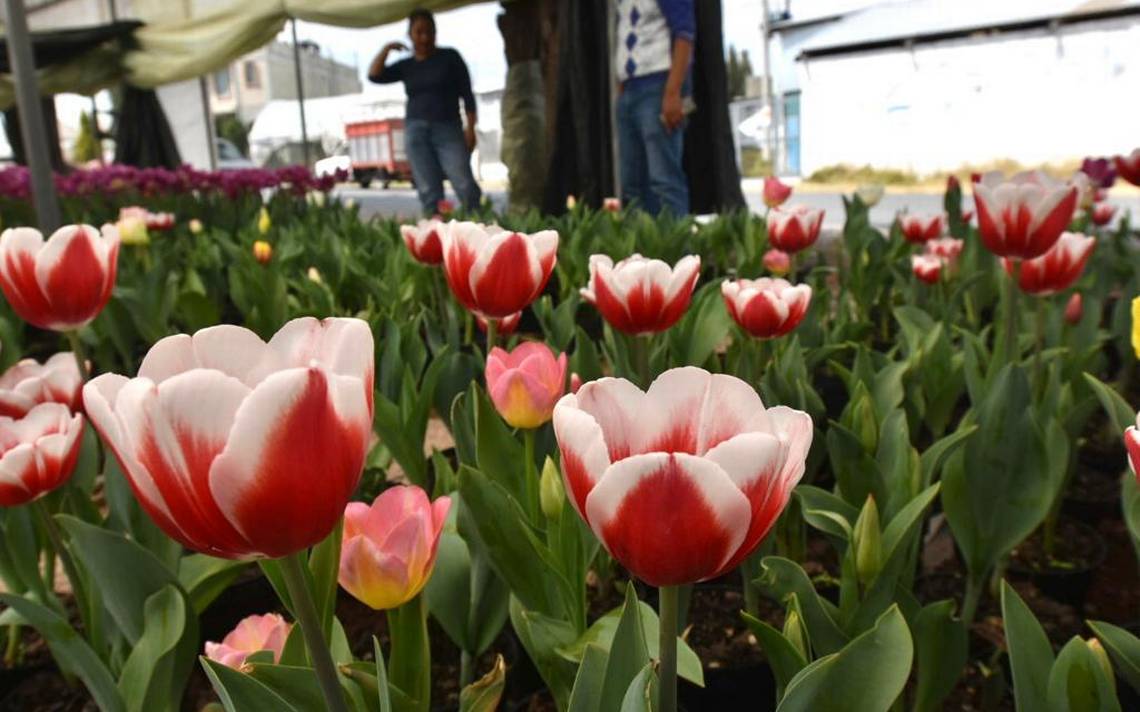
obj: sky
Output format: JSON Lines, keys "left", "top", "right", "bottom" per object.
{"left": 282, "top": 0, "right": 765, "bottom": 93}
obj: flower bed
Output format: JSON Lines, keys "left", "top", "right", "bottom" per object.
{"left": 0, "top": 157, "right": 1139, "bottom": 711}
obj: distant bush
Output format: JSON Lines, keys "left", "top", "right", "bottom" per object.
{"left": 806, "top": 163, "right": 917, "bottom": 185}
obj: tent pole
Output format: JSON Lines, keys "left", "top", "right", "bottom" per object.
{"left": 2, "top": 0, "right": 62, "bottom": 232}
{"left": 199, "top": 76, "right": 218, "bottom": 170}
{"left": 290, "top": 18, "right": 310, "bottom": 168}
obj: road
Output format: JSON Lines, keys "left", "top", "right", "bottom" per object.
{"left": 333, "top": 183, "right": 1140, "bottom": 231}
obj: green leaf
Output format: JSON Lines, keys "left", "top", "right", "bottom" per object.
{"left": 308, "top": 520, "right": 344, "bottom": 639}
{"left": 201, "top": 658, "right": 300, "bottom": 712}
{"left": 178, "top": 555, "right": 247, "bottom": 614}
{"left": 459, "top": 654, "right": 506, "bottom": 712}
{"left": 118, "top": 585, "right": 193, "bottom": 712}
{"left": 557, "top": 598, "right": 704, "bottom": 686}
{"left": 919, "top": 424, "right": 977, "bottom": 488}
{"left": 1088, "top": 620, "right": 1140, "bottom": 694}
{"left": 796, "top": 485, "right": 858, "bottom": 545}
{"left": 777, "top": 605, "right": 913, "bottom": 712}
{"left": 741, "top": 612, "right": 808, "bottom": 701}
{"left": 912, "top": 600, "right": 967, "bottom": 712}
{"left": 0, "top": 593, "right": 124, "bottom": 712}
{"left": 509, "top": 598, "right": 579, "bottom": 709}
{"left": 1001, "top": 580, "right": 1055, "bottom": 712}
{"left": 1123, "top": 474, "right": 1140, "bottom": 552}
{"left": 669, "top": 282, "right": 731, "bottom": 368}
{"left": 375, "top": 636, "right": 393, "bottom": 712}
{"left": 619, "top": 663, "right": 658, "bottom": 712}
{"left": 757, "top": 557, "right": 848, "bottom": 655}
{"left": 567, "top": 643, "right": 609, "bottom": 712}
{"left": 474, "top": 385, "right": 526, "bottom": 500}
{"left": 599, "top": 586, "right": 651, "bottom": 712}
{"left": 1046, "top": 637, "right": 1121, "bottom": 712}
{"left": 1082, "top": 372, "right": 1136, "bottom": 433}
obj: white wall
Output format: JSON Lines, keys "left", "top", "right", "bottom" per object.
{"left": 796, "top": 16, "right": 1140, "bottom": 175}
{"left": 158, "top": 79, "right": 215, "bottom": 169}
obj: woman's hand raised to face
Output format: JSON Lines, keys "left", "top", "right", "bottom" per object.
{"left": 383, "top": 41, "right": 409, "bottom": 54}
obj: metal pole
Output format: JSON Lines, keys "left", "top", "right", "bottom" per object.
{"left": 760, "top": 0, "right": 779, "bottom": 174}
{"left": 2, "top": 0, "right": 62, "bottom": 231}
{"left": 290, "top": 18, "right": 310, "bottom": 167}
{"left": 607, "top": 0, "right": 619, "bottom": 201}
{"left": 199, "top": 76, "right": 218, "bottom": 170}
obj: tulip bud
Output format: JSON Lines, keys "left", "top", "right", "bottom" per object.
{"left": 1064, "top": 293, "right": 1083, "bottom": 326}
{"left": 853, "top": 496, "right": 882, "bottom": 587}
{"left": 436, "top": 199, "right": 455, "bottom": 217}
{"left": 855, "top": 183, "right": 884, "bottom": 207}
{"left": 257, "top": 207, "right": 271, "bottom": 235}
{"left": 540, "top": 456, "right": 565, "bottom": 520}
{"left": 846, "top": 389, "right": 878, "bottom": 454}
{"left": 1132, "top": 296, "right": 1140, "bottom": 360}
{"left": 117, "top": 215, "right": 149, "bottom": 246}
{"left": 782, "top": 609, "right": 809, "bottom": 660}
{"left": 253, "top": 240, "right": 272, "bottom": 265}
{"left": 308, "top": 266, "right": 322, "bottom": 284}
{"left": 189, "top": 218, "right": 203, "bottom": 234}
{"left": 344, "top": 198, "right": 357, "bottom": 210}
{"left": 602, "top": 197, "right": 622, "bottom": 212}
{"left": 763, "top": 248, "right": 791, "bottom": 276}
{"left": 569, "top": 372, "right": 583, "bottom": 394}
{"left": 566, "top": 194, "right": 577, "bottom": 210}
{"left": 1087, "top": 638, "right": 1115, "bottom": 687}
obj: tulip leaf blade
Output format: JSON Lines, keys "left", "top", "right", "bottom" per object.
{"left": 567, "top": 643, "right": 610, "bottom": 712}
{"left": 201, "top": 657, "right": 300, "bottom": 712}
{"left": 509, "top": 597, "right": 579, "bottom": 709}
{"left": 1082, "top": 372, "right": 1136, "bottom": 434}
{"left": 741, "top": 611, "right": 808, "bottom": 701}
{"left": 776, "top": 604, "right": 912, "bottom": 712}
{"left": 1088, "top": 620, "right": 1140, "bottom": 694}
{"left": 912, "top": 599, "right": 967, "bottom": 712}
{"left": 117, "top": 584, "right": 195, "bottom": 712}
{"left": 619, "top": 662, "right": 658, "bottom": 712}
{"left": 599, "top": 586, "right": 651, "bottom": 712}
{"left": 1001, "top": 580, "right": 1055, "bottom": 712}
{"left": 0, "top": 592, "right": 124, "bottom": 712}
{"left": 757, "top": 557, "right": 848, "bottom": 656}
{"left": 459, "top": 654, "right": 507, "bottom": 712}
{"left": 177, "top": 554, "right": 248, "bottom": 615}
{"left": 1046, "top": 637, "right": 1121, "bottom": 712}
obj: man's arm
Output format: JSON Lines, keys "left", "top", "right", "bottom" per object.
{"left": 454, "top": 50, "right": 478, "bottom": 151}
{"left": 368, "top": 42, "right": 407, "bottom": 83}
{"left": 658, "top": 0, "right": 695, "bottom": 132}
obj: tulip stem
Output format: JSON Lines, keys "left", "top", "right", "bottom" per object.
{"left": 485, "top": 317, "right": 498, "bottom": 355}
{"left": 1004, "top": 262, "right": 1021, "bottom": 365}
{"left": 634, "top": 334, "right": 652, "bottom": 388}
{"left": 32, "top": 499, "right": 93, "bottom": 640}
{"left": 64, "top": 331, "right": 90, "bottom": 382}
{"left": 1033, "top": 297, "right": 1046, "bottom": 399}
{"left": 279, "top": 552, "right": 349, "bottom": 712}
{"left": 523, "top": 428, "right": 538, "bottom": 523}
{"left": 960, "top": 572, "right": 984, "bottom": 625}
{"left": 658, "top": 585, "right": 679, "bottom": 712}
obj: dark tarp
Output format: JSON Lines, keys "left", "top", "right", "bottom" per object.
{"left": 683, "top": 0, "right": 746, "bottom": 213}
{"left": 0, "top": 21, "right": 141, "bottom": 73}
{"left": 543, "top": 0, "right": 615, "bottom": 213}
{"left": 3, "top": 98, "right": 66, "bottom": 170}
{"left": 113, "top": 85, "right": 182, "bottom": 168}
{"left": 542, "top": 0, "right": 745, "bottom": 214}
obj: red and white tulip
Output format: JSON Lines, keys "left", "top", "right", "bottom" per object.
{"left": 1091, "top": 203, "right": 1117, "bottom": 227}
{"left": 205, "top": 613, "right": 292, "bottom": 669}
{"left": 82, "top": 317, "right": 374, "bottom": 559}
{"left": 1126, "top": 412, "right": 1140, "bottom": 477}
{"left": 580, "top": 253, "right": 700, "bottom": 335}
{"left": 0, "top": 225, "right": 120, "bottom": 331}
{"left": 1003, "top": 232, "right": 1094, "bottom": 296}
{"left": 552, "top": 367, "right": 812, "bottom": 586}
{"left": 602, "top": 197, "right": 623, "bottom": 212}
{"left": 338, "top": 486, "right": 450, "bottom": 611}
{"left": 767, "top": 205, "right": 824, "bottom": 254}
{"left": 763, "top": 177, "right": 792, "bottom": 209}
{"left": 400, "top": 219, "right": 445, "bottom": 265}
{"left": 973, "top": 171, "right": 1078, "bottom": 260}
{"left": 721, "top": 278, "right": 811, "bottom": 339}
{"left": 441, "top": 222, "right": 558, "bottom": 319}
{"left": 911, "top": 255, "right": 943, "bottom": 285}
{"left": 485, "top": 342, "right": 568, "bottom": 429}
{"left": 0, "top": 352, "right": 83, "bottom": 418}
{"left": 0, "top": 403, "right": 84, "bottom": 507}
{"left": 897, "top": 212, "right": 945, "bottom": 244}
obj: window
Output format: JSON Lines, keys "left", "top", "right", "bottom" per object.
{"left": 243, "top": 61, "right": 261, "bottom": 89}
{"left": 213, "top": 69, "right": 232, "bottom": 97}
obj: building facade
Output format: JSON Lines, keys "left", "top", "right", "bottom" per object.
{"left": 208, "top": 41, "right": 362, "bottom": 125}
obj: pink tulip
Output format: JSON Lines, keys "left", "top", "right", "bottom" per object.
{"left": 580, "top": 254, "right": 700, "bottom": 335}
{"left": 897, "top": 212, "right": 946, "bottom": 244}
{"left": 603, "top": 197, "right": 622, "bottom": 212}
{"left": 1003, "top": 232, "right": 1094, "bottom": 296}
{"left": 1064, "top": 292, "right": 1083, "bottom": 325}
{"left": 763, "top": 176, "right": 792, "bottom": 209}
{"left": 339, "top": 486, "right": 450, "bottom": 610}
{"left": 721, "top": 278, "right": 811, "bottom": 339}
{"left": 0, "top": 352, "right": 83, "bottom": 418}
{"left": 400, "top": 219, "right": 444, "bottom": 265}
{"left": 1091, "top": 203, "right": 1116, "bottom": 227}
{"left": 485, "top": 342, "right": 568, "bottom": 429}
{"left": 553, "top": 367, "right": 812, "bottom": 586}
{"left": 0, "top": 225, "right": 120, "bottom": 331}
{"left": 120, "top": 206, "right": 174, "bottom": 231}
{"left": 762, "top": 249, "right": 790, "bottom": 276}
{"left": 973, "top": 171, "right": 1078, "bottom": 260}
{"left": 767, "top": 205, "right": 824, "bottom": 254}
{"left": 205, "top": 613, "right": 292, "bottom": 669}
{"left": 441, "top": 222, "right": 558, "bottom": 319}
{"left": 82, "top": 317, "right": 374, "bottom": 559}
{"left": 0, "top": 403, "right": 84, "bottom": 507}
{"left": 911, "top": 255, "right": 943, "bottom": 285}
{"left": 1114, "top": 149, "right": 1140, "bottom": 187}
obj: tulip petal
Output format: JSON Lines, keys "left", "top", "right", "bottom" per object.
{"left": 469, "top": 231, "right": 542, "bottom": 317}
{"left": 209, "top": 367, "right": 368, "bottom": 558}
{"left": 572, "top": 378, "right": 648, "bottom": 460}
{"left": 584, "top": 452, "right": 750, "bottom": 586}
{"left": 0, "top": 228, "right": 53, "bottom": 328}
{"left": 140, "top": 326, "right": 268, "bottom": 386}
{"left": 644, "top": 368, "right": 768, "bottom": 455}
{"left": 34, "top": 226, "right": 111, "bottom": 329}
{"left": 553, "top": 394, "right": 611, "bottom": 518}
{"left": 339, "top": 535, "right": 416, "bottom": 610}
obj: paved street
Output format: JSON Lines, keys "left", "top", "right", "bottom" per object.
{"left": 334, "top": 183, "right": 1140, "bottom": 231}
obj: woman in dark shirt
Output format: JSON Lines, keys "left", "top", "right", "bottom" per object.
{"left": 369, "top": 9, "right": 482, "bottom": 213}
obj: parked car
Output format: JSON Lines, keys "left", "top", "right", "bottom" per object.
{"left": 215, "top": 138, "right": 255, "bottom": 170}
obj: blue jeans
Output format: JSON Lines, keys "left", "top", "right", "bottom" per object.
{"left": 616, "top": 73, "right": 689, "bottom": 216}
{"left": 405, "top": 119, "right": 482, "bottom": 213}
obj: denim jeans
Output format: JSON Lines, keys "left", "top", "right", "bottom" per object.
{"left": 405, "top": 119, "right": 482, "bottom": 214}
{"left": 616, "top": 73, "right": 690, "bottom": 216}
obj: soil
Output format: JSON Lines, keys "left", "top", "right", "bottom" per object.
{"left": 1009, "top": 519, "right": 1105, "bottom": 576}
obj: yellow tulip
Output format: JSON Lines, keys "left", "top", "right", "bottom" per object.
{"left": 257, "top": 207, "right": 271, "bottom": 235}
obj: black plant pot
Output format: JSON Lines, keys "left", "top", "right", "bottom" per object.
{"left": 680, "top": 662, "right": 777, "bottom": 712}
{"left": 1008, "top": 520, "right": 1107, "bottom": 611}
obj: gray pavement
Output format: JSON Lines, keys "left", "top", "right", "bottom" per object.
{"left": 334, "top": 183, "right": 1140, "bottom": 231}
